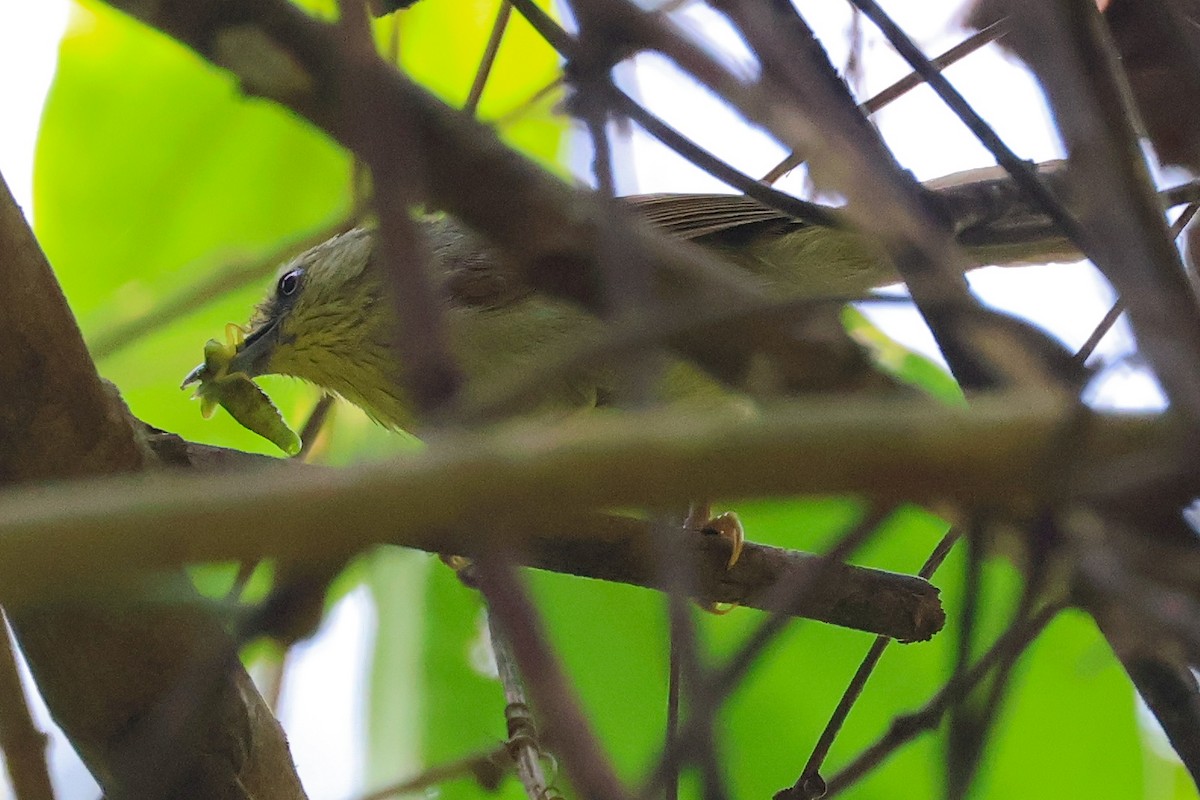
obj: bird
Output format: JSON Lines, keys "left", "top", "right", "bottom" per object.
{"left": 184, "top": 188, "right": 1076, "bottom": 426}
{"left": 183, "top": 187, "right": 1077, "bottom": 566}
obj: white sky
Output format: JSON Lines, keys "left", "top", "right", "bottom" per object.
{"left": 0, "top": 1, "right": 1171, "bottom": 798}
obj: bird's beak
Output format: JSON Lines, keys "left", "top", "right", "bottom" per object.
{"left": 180, "top": 317, "right": 282, "bottom": 389}
{"left": 181, "top": 361, "right": 207, "bottom": 389}
{"left": 227, "top": 318, "right": 282, "bottom": 378}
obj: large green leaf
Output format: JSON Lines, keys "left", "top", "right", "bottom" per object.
{"left": 391, "top": 0, "right": 565, "bottom": 171}
{"left": 34, "top": 0, "right": 354, "bottom": 453}
{"left": 365, "top": 548, "right": 432, "bottom": 791}
{"left": 975, "top": 609, "right": 1142, "bottom": 797}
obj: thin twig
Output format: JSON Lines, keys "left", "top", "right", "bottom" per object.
{"left": 640, "top": 507, "right": 888, "bottom": 800}
{"left": 585, "top": 104, "right": 617, "bottom": 200}
{"left": 486, "top": 611, "right": 559, "bottom": 800}
{"left": 493, "top": 76, "right": 564, "bottom": 126}
{"left": 465, "top": 1, "right": 513, "bottom": 115}
{"left": 474, "top": 557, "right": 632, "bottom": 800}
{"left": 1073, "top": 301, "right": 1126, "bottom": 366}
{"left": 762, "top": 19, "right": 1009, "bottom": 184}
{"left": 824, "top": 601, "right": 1066, "bottom": 797}
{"left": 607, "top": 88, "right": 838, "bottom": 226}
{"left": 297, "top": 394, "right": 337, "bottom": 461}
{"left": 666, "top": 617, "right": 682, "bottom": 800}
{"left": 507, "top": 0, "right": 838, "bottom": 226}
{"left": 656, "top": 512, "right": 709, "bottom": 800}
{"left": 225, "top": 560, "right": 261, "bottom": 602}
{"left": 848, "top": 0, "right": 1087, "bottom": 251}
{"left": 1161, "top": 180, "right": 1200, "bottom": 210}
{"left": 1073, "top": 200, "right": 1199, "bottom": 365}
{"left": 341, "top": 0, "right": 464, "bottom": 417}
{"left": 861, "top": 19, "right": 1007, "bottom": 115}
{"left": 946, "top": 521, "right": 984, "bottom": 800}
{"left": 89, "top": 216, "right": 357, "bottom": 361}
{"left": 0, "top": 612, "right": 54, "bottom": 800}
{"left": 780, "top": 529, "right": 961, "bottom": 800}
{"left": 354, "top": 744, "right": 512, "bottom": 800}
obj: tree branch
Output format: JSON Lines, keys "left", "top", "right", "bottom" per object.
{"left": 970, "top": 0, "right": 1200, "bottom": 423}
{"left": 0, "top": 392, "right": 1175, "bottom": 616}
{"left": 0, "top": 614, "right": 53, "bottom": 800}
{"left": 0, "top": 172, "right": 306, "bottom": 798}
{"left": 60, "top": 424, "right": 951, "bottom": 640}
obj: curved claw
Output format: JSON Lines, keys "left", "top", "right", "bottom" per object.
{"left": 701, "top": 511, "right": 745, "bottom": 569}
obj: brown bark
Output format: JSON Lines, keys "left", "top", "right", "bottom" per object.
{"left": 0, "top": 175, "right": 307, "bottom": 799}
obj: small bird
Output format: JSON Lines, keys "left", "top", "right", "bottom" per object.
{"left": 183, "top": 188, "right": 1075, "bottom": 565}
{"left": 185, "top": 189, "right": 1074, "bottom": 428}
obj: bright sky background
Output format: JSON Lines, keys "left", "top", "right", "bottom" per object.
{"left": 0, "top": 1, "right": 1170, "bottom": 798}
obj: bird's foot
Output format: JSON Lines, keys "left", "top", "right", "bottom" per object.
{"left": 700, "top": 511, "right": 745, "bottom": 569}
{"left": 687, "top": 503, "right": 745, "bottom": 569}
{"left": 685, "top": 504, "right": 744, "bottom": 614}
{"left": 440, "top": 554, "right": 479, "bottom": 588}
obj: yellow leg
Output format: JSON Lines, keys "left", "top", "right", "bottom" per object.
{"left": 686, "top": 502, "right": 745, "bottom": 569}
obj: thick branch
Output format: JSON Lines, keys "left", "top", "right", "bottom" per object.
{"left": 145, "top": 430, "right": 942, "bottom": 640}
{"left": 0, "top": 173, "right": 306, "bottom": 798}
{"left": 0, "top": 185, "right": 143, "bottom": 484}
{"left": 520, "top": 512, "right": 943, "bottom": 641}
{"left": 0, "top": 393, "right": 1176, "bottom": 611}
{"left": 971, "top": 0, "right": 1200, "bottom": 423}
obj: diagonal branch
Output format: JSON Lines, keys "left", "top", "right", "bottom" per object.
{"left": 0, "top": 169, "right": 307, "bottom": 798}
{"left": 0, "top": 614, "right": 53, "bottom": 800}
{"left": 970, "top": 0, "right": 1200, "bottom": 423}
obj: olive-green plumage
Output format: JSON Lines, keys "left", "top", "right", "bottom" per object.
{"left": 203, "top": 192, "right": 1069, "bottom": 431}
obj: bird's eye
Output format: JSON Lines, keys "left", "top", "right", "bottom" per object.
{"left": 277, "top": 269, "right": 302, "bottom": 298}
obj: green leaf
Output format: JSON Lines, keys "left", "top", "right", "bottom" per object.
{"left": 417, "top": 565, "right": 522, "bottom": 800}
{"left": 365, "top": 548, "right": 432, "bottom": 790}
{"left": 975, "top": 610, "right": 1142, "bottom": 797}
{"left": 34, "top": 0, "right": 568, "bottom": 458}
{"left": 391, "top": 0, "right": 566, "bottom": 172}
{"left": 34, "top": 1, "right": 353, "bottom": 452}
{"left": 843, "top": 306, "right": 965, "bottom": 405}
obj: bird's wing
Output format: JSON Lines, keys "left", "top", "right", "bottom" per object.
{"left": 624, "top": 193, "right": 806, "bottom": 241}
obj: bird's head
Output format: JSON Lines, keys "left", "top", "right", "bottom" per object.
{"left": 185, "top": 227, "right": 413, "bottom": 428}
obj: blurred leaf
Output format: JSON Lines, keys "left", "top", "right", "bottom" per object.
{"left": 366, "top": 548, "right": 432, "bottom": 790}
{"left": 843, "top": 306, "right": 964, "bottom": 405}
{"left": 34, "top": 0, "right": 568, "bottom": 457}
{"left": 34, "top": 0, "right": 354, "bottom": 452}
{"left": 35, "top": 3, "right": 353, "bottom": 322}
{"left": 975, "top": 610, "right": 1142, "bottom": 797}
{"left": 390, "top": 0, "right": 566, "bottom": 171}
